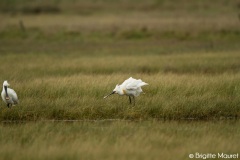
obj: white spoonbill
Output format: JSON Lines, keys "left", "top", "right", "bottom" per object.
{"left": 104, "top": 77, "right": 148, "bottom": 105}
{"left": 1, "top": 81, "right": 19, "bottom": 108}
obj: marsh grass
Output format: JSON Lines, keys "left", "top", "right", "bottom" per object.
{"left": 0, "top": 1, "right": 240, "bottom": 159}
{"left": 1, "top": 18, "right": 240, "bottom": 121}
{"left": 0, "top": 0, "right": 239, "bottom": 15}
{"left": 0, "top": 120, "right": 239, "bottom": 160}
{"left": 1, "top": 20, "right": 240, "bottom": 120}
{"left": 0, "top": 69, "right": 240, "bottom": 121}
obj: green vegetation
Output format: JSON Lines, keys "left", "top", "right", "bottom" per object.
{"left": 0, "top": 0, "right": 240, "bottom": 121}
{"left": 1, "top": 66, "right": 240, "bottom": 121}
{"left": 0, "top": 121, "right": 239, "bottom": 160}
{"left": 0, "top": 1, "right": 239, "bottom": 159}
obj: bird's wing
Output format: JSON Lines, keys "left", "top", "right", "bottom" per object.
{"left": 8, "top": 88, "right": 19, "bottom": 104}
{"left": 126, "top": 79, "right": 141, "bottom": 90}
{"left": 137, "top": 81, "right": 148, "bottom": 87}
{"left": 126, "top": 79, "right": 148, "bottom": 90}
{"left": 126, "top": 86, "right": 137, "bottom": 90}
{"left": 121, "top": 77, "right": 134, "bottom": 86}
{"left": 1, "top": 90, "right": 7, "bottom": 104}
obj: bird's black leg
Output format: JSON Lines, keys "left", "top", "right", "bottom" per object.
{"left": 132, "top": 96, "right": 135, "bottom": 106}
{"left": 129, "top": 96, "right": 132, "bottom": 104}
{"left": 7, "top": 103, "right": 10, "bottom": 108}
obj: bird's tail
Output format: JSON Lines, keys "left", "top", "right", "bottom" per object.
{"left": 138, "top": 82, "right": 148, "bottom": 87}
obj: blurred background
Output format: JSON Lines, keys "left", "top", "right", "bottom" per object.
{"left": 0, "top": 0, "right": 239, "bottom": 56}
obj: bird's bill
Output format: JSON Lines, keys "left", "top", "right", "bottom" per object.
{"left": 4, "top": 86, "right": 9, "bottom": 100}
{"left": 104, "top": 91, "right": 115, "bottom": 99}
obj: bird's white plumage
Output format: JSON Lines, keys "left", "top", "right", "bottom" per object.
{"left": 104, "top": 77, "right": 148, "bottom": 104}
{"left": 1, "top": 81, "right": 19, "bottom": 107}
{"left": 117, "top": 77, "right": 148, "bottom": 96}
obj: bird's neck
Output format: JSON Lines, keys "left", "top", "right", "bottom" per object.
{"left": 3, "top": 86, "right": 9, "bottom": 97}
{"left": 117, "top": 86, "right": 126, "bottom": 95}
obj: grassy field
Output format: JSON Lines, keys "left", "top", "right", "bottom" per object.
{"left": 1, "top": 68, "right": 240, "bottom": 121}
{"left": 0, "top": 120, "right": 239, "bottom": 160}
{"left": 0, "top": 0, "right": 240, "bottom": 159}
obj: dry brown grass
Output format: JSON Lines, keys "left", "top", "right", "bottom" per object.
{"left": 1, "top": 13, "right": 239, "bottom": 33}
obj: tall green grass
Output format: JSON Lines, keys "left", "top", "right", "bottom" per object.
{"left": 0, "top": 54, "right": 240, "bottom": 121}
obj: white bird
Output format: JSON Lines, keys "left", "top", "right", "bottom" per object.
{"left": 104, "top": 77, "right": 148, "bottom": 105}
{"left": 1, "top": 81, "right": 19, "bottom": 108}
